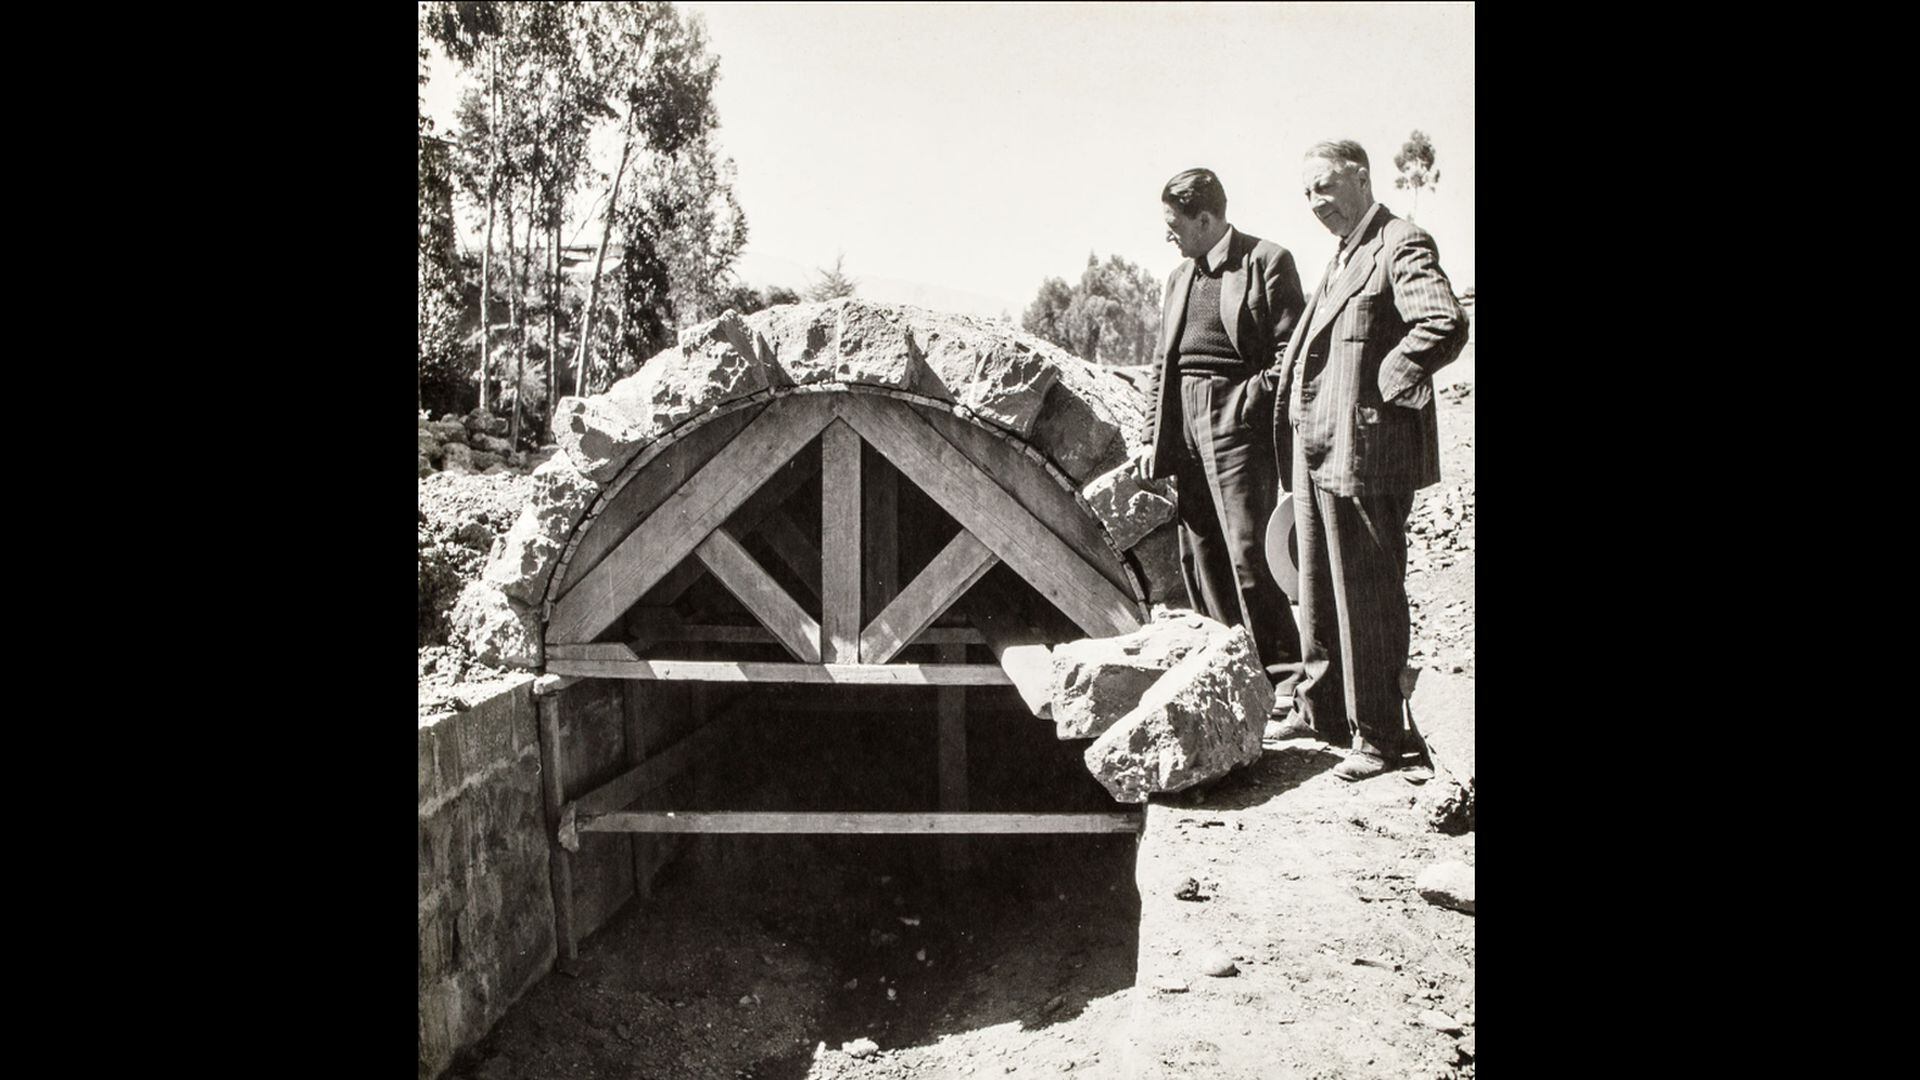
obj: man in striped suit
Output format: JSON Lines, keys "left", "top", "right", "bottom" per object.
{"left": 1132, "top": 168, "right": 1306, "bottom": 704}
{"left": 1271, "top": 140, "right": 1469, "bottom": 781}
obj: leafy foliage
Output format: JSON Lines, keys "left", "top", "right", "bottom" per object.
{"left": 1392, "top": 130, "right": 1440, "bottom": 220}
{"left": 1021, "top": 253, "right": 1161, "bottom": 366}
{"left": 805, "top": 253, "right": 859, "bottom": 302}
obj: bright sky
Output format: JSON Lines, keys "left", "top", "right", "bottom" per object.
{"left": 421, "top": 2, "right": 1473, "bottom": 319}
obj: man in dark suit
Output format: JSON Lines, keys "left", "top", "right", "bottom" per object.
{"left": 1132, "top": 168, "right": 1305, "bottom": 701}
{"left": 1274, "top": 140, "right": 1469, "bottom": 781}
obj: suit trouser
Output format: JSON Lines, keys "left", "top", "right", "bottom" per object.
{"left": 1175, "top": 372, "right": 1302, "bottom": 694}
{"left": 1292, "top": 446, "right": 1415, "bottom": 758}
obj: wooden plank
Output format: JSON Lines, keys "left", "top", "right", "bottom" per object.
{"left": 558, "top": 405, "right": 762, "bottom": 595}
{"left": 536, "top": 696, "right": 578, "bottom": 961}
{"left": 600, "top": 622, "right": 985, "bottom": 648}
{"left": 572, "top": 706, "right": 746, "bottom": 823}
{"left": 549, "top": 394, "right": 838, "bottom": 643}
{"left": 693, "top": 528, "right": 822, "bottom": 663}
{"left": 753, "top": 511, "right": 823, "bottom": 602}
{"left": 543, "top": 659, "right": 1014, "bottom": 685}
{"left": 968, "top": 581, "right": 1056, "bottom": 718}
{"left": 577, "top": 811, "right": 1142, "bottom": 835}
{"left": 863, "top": 450, "right": 898, "bottom": 619}
{"left": 860, "top": 530, "right": 998, "bottom": 664}
{"left": 915, "top": 403, "right": 1137, "bottom": 597}
{"left": 547, "top": 641, "right": 643, "bottom": 662}
{"left": 820, "top": 419, "right": 862, "bottom": 662}
{"left": 938, "top": 642, "right": 970, "bottom": 874}
{"left": 836, "top": 394, "right": 1140, "bottom": 638}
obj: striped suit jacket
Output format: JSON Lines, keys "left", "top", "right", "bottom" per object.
{"left": 1143, "top": 227, "right": 1305, "bottom": 480}
{"left": 1275, "top": 205, "right": 1468, "bottom": 496}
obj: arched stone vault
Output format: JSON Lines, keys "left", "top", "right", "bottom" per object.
{"left": 454, "top": 300, "right": 1184, "bottom": 678}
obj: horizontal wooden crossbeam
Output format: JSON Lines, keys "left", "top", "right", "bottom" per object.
{"left": 574, "top": 811, "right": 1142, "bottom": 835}
{"left": 543, "top": 658, "right": 1014, "bottom": 685}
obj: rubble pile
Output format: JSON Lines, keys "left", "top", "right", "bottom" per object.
{"left": 419, "top": 406, "right": 531, "bottom": 477}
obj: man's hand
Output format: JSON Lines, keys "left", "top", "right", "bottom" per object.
{"left": 1386, "top": 380, "right": 1432, "bottom": 410}
{"left": 1129, "top": 443, "right": 1155, "bottom": 481}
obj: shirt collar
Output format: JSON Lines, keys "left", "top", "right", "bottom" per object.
{"left": 1201, "top": 225, "right": 1237, "bottom": 273}
{"left": 1339, "top": 203, "right": 1383, "bottom": 255}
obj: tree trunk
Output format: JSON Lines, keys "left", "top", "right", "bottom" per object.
{"left": 509, "top": 175, "right": 534, "bottom": 451}
{"left": 574, "top": 111, "right": 636, "bottom": 401}
{"left": 479, "top": 42, "right": 499, "bottom": 413}
{"left": 547, "top": 218, "right": 560, "bottom": 437}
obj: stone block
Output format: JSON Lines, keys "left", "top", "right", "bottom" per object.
{"left": 442, "top": 442, "right": 475, "bottom": 473}
{"left": 1028, "top": 370, "right": 1128, "bottom": 482}
{"left": 910, "top": 314, "right": 1061, "bottom": 437}
{"left": 831, "top": 299, "right": 925, "bottom": 390}
{"left": 1049, "top": 613, "right": 1221, "bottom": 740}
{"left": 450, "top": 582, "right": 541, "bottom": 669}
{"left": 1083, "top": 622, "right": 1272, "bottom": 802}
{"left": 551, "top": 393, "right": 650, "bottom": 485}
{"left": 1127, "top": 522, "right": 1187, "bottom": 608}
{"left": 748, "top": 302, "right": 842, "bottom": 386}
{"left": 482, "top": 454, "right": 601, "bottom": 605}
{"left": 603, "top": 315, "right": 772, "bottom": 439}
{"left": 1081, "top": 463, "right": 1175, "bottom": 551}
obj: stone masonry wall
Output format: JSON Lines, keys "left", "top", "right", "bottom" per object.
{"left": 418, "top": 677, "right": 555, "bottom": 1080}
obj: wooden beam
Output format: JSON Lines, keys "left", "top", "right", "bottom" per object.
{"left": 915, "top": 403, "right": 1136, "bottom": 597}
{"left": 549, "top": 395, "right": 838, "bottom": 643}
{"left": 571, "top": 623, "right": 986, "bottom": 649}
{"left": 863, "top": 450, "right": 898, "bottom": 619}
{"left": 557, "top": 405, "right": 762, "bottom": 595}
{"left": 542, "top": 659, "right": 1014, "bottom": 685}
{"left": 693, "top": 528, "right": 822, "bottom": 663}
{"left": 967, "top": 584, "right": 1056, "bottom": 718}
{"left": 536, "top": 696, "right": 578, "bottom": 961}
{"left": 821, "top": 419, "right": 862, "bottom": 663}
{"left": 938, "top": 642, "right": 970, "bottom": 874}
{"left": 576, "top": 811, "right": 1142, "bottom": 835}
{"left": 566, "top": 711, "right": 748, "bottom": 841}
{"left": 547, "top": 641, "right": 642, "bottom": 662}
{"left": 641, "top": 557, "right": 708, "bottom": 608}
{"left": 860, "top": 530, "right": 998, "bottom": 664}
{"left": 836, "top": 394, "right": 1140, "bottom": 638}
{"left": 752, "top": 511, "right": 823, "bottom": 602}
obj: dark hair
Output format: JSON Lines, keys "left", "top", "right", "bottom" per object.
{"left": 1162, "top": 168, "right": 1227, "bottom": 219}
{"left": 1304, "top": 140, "right": 1370, "bottom": 174}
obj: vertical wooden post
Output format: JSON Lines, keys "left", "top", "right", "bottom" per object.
{"left": 537, "top": 692, "right": 578, "bottom": 964}
{"left": 863, "top": 447, "right": 899, "bottom": 624}
{"left": 821, "top": 420, "right": 862, "bottom": 662}
{"left": 937, "top": 642, "right": 970, "bottom": 875}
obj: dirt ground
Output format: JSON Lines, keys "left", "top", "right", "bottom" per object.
{"left": 422, "top": 339, "right": 1475, "bottom": 1080}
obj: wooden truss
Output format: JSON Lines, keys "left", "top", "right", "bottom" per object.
{"left": 533, "top": 391, "right": 1148, "bottom": 959}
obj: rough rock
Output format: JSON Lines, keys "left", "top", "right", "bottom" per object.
{"left": 483, "top": 454, "right": 602, "bottom": 605}
{"left": 749, "top": 302, "right": 841, "bottom": 386}
{"left": 443, "top": 442, "right": 475, "bottom": 473}
{"left": 470, "top": 450, "right": 501, "bottom": 472}
{"left": 1083, "top": 623, "right": 1272, "bottom": 802}
{"left": 418, "top": 450, "right": 433, "bottom": 477}
{"left": 1028, "top": 358, "right": 1145, "bottom": 482}
{"left": 602, "top": 314, "right": 771, "bottom": 440}
{"left": 1049, "top": 613, "right": 1223, "bottom": 739}
{"left": 842, "top": 1037, "right": 879, "bottom": 1059}
{"left": 551, "top": 393, "right": 650, "bottom": 485}
{"left": 419, "top": 429, "right": 445, "bottom": 465}
{"left": 1080, "top": 463, "right": 1175, "bottom": 551}
{"left": 1415, "top": 860, "right": 1474, "bottom": 915}
{"left": 451, "top": 581, "right": 542, "bottom": 669}
{"left": 831, "top": 300, "right": 925, "bottom": 389}
{"left": 1419, "top": 1009, "right": 1464, "bottom": 1034}
{"left": 473, "top": 433, "right": 515, "bottom": 456}
{"left": 1198, "top": 949, "right": 1239, "bottom": 977}
{"left": 1126, "top": 523, "right": 1187, "bottom": 608}
{"left": 426, "top": 419, "right": 468, "bottom": 446}
{"left": 909, "top": 312, "right": 1061, "bottom": 436}
{"left": 463, "top": 406, "right": 509, "bottom": 437}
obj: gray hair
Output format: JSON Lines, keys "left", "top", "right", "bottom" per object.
{"left": 1305, "top": 140, "right": 1370, "bottom": 175}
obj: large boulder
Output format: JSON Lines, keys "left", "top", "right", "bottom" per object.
{"left": 907, "top": 311, "right": 1060, "bottom": 437}
{"left": 1080, "top": 463, "right": 1175, "bottom": 551}
{"left": 601, "top": 311, "right": 773, "bottom": 442}
{"left": 451, "top": 582, "right": 542, "bottom": 669}
{"left": 1083, "top": 622, "right": 1272, "bottom": 802}
{"left": 832, "top": 300, "right": 925, "bottom": 389}
{"left": 442, "top": 442, "right": 475, "bottom": 474}
{"left": 749, "top": 302, "right": 842, "bottom": 386}
{"left": 551, "top": 394, "right": 649, "bottom": 485}
{"left": 483, "top": 454, "right": 602, "bottom": 606}
{"left": 463, "top": 406, "right": 509, "bottom": 438}
{"left": 1049, "top": 613, "right": 1222, "bottom": 740}
{"left": 427, "top": 419, "right": 468, "bottom": 446}
{"left": 1126, "top": 522, "right": 1187, "bottom": 608}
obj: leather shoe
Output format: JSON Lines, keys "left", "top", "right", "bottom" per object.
{"left": 1333, "top": 751, "right": 1396, "bottom": 782}
{"left": 1264, "top": 713, "right": 1318, "bottom": 741}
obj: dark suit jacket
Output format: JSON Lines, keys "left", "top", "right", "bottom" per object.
{"left": 1143, "top": 227, "right": 1305, "bottom": 480}
{"left": 1275, "top": 205, "right": 1468, "bottom": 496}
